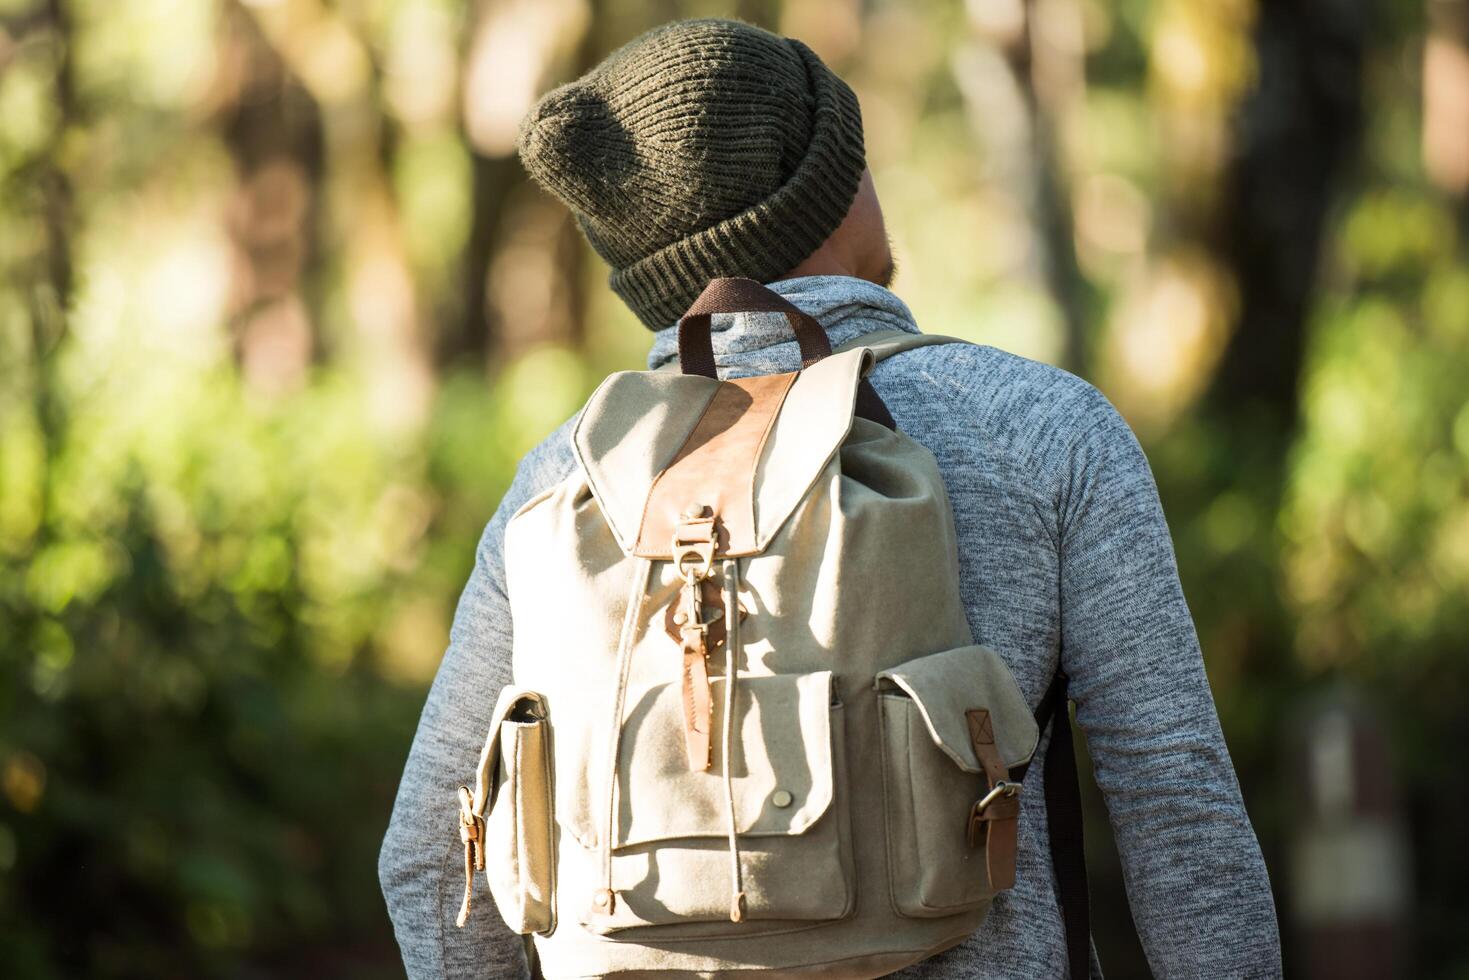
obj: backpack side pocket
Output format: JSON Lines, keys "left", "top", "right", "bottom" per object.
{"left": 875, "top": 646, "right": 1038, "bottom": 918}
{"left": 460, "top": 687, "right": 557, "bottom": 936}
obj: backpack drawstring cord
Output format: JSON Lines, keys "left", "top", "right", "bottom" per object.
{"left": 720, "top": 558, "right": 747, "bottom": 923}
{"left": 592, "top": 556, "right": 653, "bottom": 918}
{"left": 592, "top": 555, "right": 746, "bottom": 923}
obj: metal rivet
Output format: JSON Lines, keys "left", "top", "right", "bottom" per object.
{"left": 673, "top": 610, "right": 687, "bottom": 625}
{"left": 682, "top": 502, "right": 705, "bottom": 519}
{"left": 771, "top": 789, "right": 793, "bottom": 809}
{"left": 592, "top": 888, "right": 614, "bottom": 911}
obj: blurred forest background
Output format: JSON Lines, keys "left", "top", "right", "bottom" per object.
{"left": 1, "top": 0, "right": 1466, "bottom": 977}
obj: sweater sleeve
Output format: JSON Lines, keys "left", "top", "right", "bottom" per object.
{"left": 1055, "top": 390, "right": 1282, "bottom": 978}
{"left": 377, "top": 421, "right": 580, "bottom": 980}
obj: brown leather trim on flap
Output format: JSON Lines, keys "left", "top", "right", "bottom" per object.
{"left": 633, "top": 372, "right": 797, "bottom": 558}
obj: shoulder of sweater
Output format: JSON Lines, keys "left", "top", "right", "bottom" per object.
{"left": 513, "top": 413, "right": 583, "bottom": 497}
{"left": 476, "top": 414, "right": 582, "bottom": 569}
{"left": 872, "top": 341, "right": 1140, "bottom": 496}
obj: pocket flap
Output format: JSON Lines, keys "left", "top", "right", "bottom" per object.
{"left": 470, "top": 686, "right": 549, "bottom": 817}
{"left": 612, "top": 670, "right": 835, "bottom": 848}
{"left": 875, "top": 646, "right": 1038, "bottom": 771}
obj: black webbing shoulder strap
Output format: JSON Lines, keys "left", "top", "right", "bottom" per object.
{"left": 1023, "top": 673, "right": 1092, "bottom": 979}
{"left": 524, "top": 935, "right": 544, "bottom": 980}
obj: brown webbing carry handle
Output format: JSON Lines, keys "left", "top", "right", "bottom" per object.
{"left": 677, "top": 278, "right": 896, "bottom": 429}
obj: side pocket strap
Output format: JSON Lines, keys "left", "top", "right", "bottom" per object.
{"left": 965, "top": 708, "right": 1021, "bottom": 891}
{"left": 456, "top": 783, "right": 486, "bottom": 928}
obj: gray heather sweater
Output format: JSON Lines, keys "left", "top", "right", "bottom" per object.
{"left": 379, "top": 275, "right": 1282, "bottom": 979}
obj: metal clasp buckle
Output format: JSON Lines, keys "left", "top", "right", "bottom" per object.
{"left": 974, "top": 779, "right": 1021, "bottom": 813}
{"left": 673, "top": 536, "right": 715, "bottom": 583}
{"left": 967, "top": 780, "right": 1021, "bottom": 848}
{"left": 671, "top": 505, "right": 717, "bottom": 583}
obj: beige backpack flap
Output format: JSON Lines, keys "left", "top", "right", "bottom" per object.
{"left": 576, "top": 347, "right": 873, "bottom": 559}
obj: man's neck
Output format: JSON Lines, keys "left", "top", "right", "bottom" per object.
{"left": 779, "top": 247, "right": 893, "bottom": 290}
{"left": 780, "top": 250, "right": 853, "bottom": 280}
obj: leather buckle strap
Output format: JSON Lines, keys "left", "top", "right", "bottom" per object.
{"left": 679, "top": 624, "right": 713, "bottom": 770}
{"left": 965, "top": 708, "right": 1022, "bottom": 891}
{"left": 455, "top": 785, "right": 486, "bottom": 927}
{"left": 673, "top": 506, "right": 718, "bottom": 770}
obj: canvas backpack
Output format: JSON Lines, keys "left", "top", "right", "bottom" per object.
{"left": 454, "top": 278, "right": 1091, "bottom": 979}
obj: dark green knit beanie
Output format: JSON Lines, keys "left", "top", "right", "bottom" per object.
{"left": 517, "top": 19, "right": 866, "bottom": 329}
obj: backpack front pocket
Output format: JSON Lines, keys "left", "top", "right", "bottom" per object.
{"left": 573, "top": 669, "right": 854, "bottom": 934}
{"left": 465, "top": 686, "right": 557, "bottom": 936}
{"left": 875, "top": 646, "right": 1038, "bottom": 918}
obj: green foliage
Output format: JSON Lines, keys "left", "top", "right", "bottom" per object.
{"left": 0, "top": 340, "right": 595, "bottom": 974}
{"left": 1282, "top": 200, "right": 1469, "bottom": 970}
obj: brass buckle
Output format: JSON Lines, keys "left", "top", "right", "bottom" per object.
{"left": 673, "top": 536, "right": 715, "bottom": 583}
{"left": 966, "top": 780, "right": 1021, "bottom": 848}
{"left": 671, "top": 507, "right": 717, "bottom": 582}
{"left": 974, "top": 780, "right": 1020, "bottom": 813}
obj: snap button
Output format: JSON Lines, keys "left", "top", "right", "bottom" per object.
{"left": 771, "top": 789, "right": 793, "bottom": 808}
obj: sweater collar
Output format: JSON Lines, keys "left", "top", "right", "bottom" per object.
{"left": 645, "top": 275, "right": 920, "bottom": 372}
